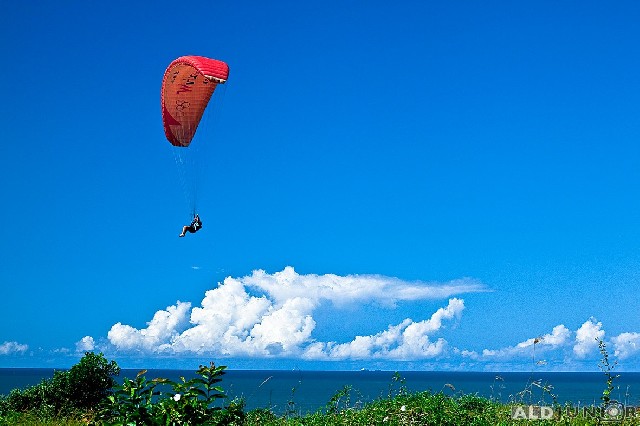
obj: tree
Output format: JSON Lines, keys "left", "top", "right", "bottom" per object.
{"left": 66, "top": 351, "right": 120, "bottom": 409}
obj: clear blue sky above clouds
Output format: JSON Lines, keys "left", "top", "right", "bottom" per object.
{"left": 1, "top": 1, "right": 639, "bottom": 371}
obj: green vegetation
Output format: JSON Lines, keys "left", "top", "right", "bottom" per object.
{"left": 597, "top": 337, "right": 620, "bottom": 405}
{"left": 96, "top": 362, "right": 244, "bottom": 425}
{"left": 0, "top": 352, "right": 118, "bottom": 424}
{"left": 1, "top": 342, "right": 639, "bottom": 425}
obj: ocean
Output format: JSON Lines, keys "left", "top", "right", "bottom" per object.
{"left": 2, "top": 369, "right": 640, "bottom": 414}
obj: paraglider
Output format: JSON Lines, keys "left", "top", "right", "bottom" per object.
{"left": 160, "top": 55, "right": 229, "bottom": 236}
{"left": 179, "top": 213, "right": 203, "bottom": 238}
{"left": 161, "top": 55, "right": 229, "bottom": 147}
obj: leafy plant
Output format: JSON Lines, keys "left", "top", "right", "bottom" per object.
{"left": 98, "top": 361, "right": 240, "bottom": 425}
{"left": 156, "top": 362, "right": 230, "bottom": 425}
{"left": 597, "top": 337, "right": 619, "bottom": 404}
{"left": 99, "top": 369, "right": 162, "bottom": 424}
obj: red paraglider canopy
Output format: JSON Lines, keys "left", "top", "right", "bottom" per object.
{"left": 161, "top": 56, "right": 229, "bottom": 147}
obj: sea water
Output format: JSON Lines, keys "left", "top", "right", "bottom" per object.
{"left": 2, "top": 369, "right": 640, "bottom": 414}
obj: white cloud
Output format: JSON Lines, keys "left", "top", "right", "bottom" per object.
{"left": 462, "top": 319, "right": 639, "bottom": 369}
{"left": 539, "top": 325, "right": 572, "bottom": 346}
{"left": 459, "top": 349, "right": 479, "bottom": 359}
{"left": 105, "top": 267, "right": 483, "bottom": 359}
{"left": 573, "top": 318, "right": 604, "bottom": 358}
{"left": 97, "top": 266, "right": 640, "bottom": 368}
{"left": 305, "top": 298, "right": 464, "bottom": 360}
{"left": 611, "top": 332, "right": 640, "bottom": 360}
{"left": 466, "top": 324, "right": 571, "bottom": 361}
{"left": 242, "top": 266, "right": 487, "bottom": 307}
{"left": 0, "top": 341, "right": 28, "bottom": 355}
{"left": 76, "top": 336, "right": 95, "bottom": 352}
{"left": 108, "top": 301, "right": 191, "bottom": 352}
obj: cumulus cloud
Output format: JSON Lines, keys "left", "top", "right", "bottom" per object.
{"left": 106, "top": 267, "right": 484, "bottom": 359}
{"left": 467, "top": 324, "right": 571, "bottom": 361}
{"left": 611, "top": 332, "right": 640, "bottom": 360}
{"left": 98, "top": 266, "right": 640, "bottom": 368}
{"left": 108, "top": 301, "right": 191, "bottom": 352}
{"left": 305, "top": 298, "right": 464, "bottom": 360}
{"left": 462, "top": 318, "right": 640, "bottom": 368}
{"left": 0, "top": 341, "right": 28, "bottom": 355}
{"left": 76, "top": 336, "right": 95, "bottom": 352}
{"left": 573, "top": 318, "right": 604, "bottom": 358}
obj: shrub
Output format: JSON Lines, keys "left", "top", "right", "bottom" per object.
{"left": 65, "top": 351, "right": 120, "bottom": 410}
{"left": 98, "top": 361, "right": 242, "bottom": 425}
{"left": 0, "top": 352, "right": 119, "bottom": 418}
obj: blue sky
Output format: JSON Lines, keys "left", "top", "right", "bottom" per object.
{"left": 1, "top": 1, "right": 640, "bottom": 371}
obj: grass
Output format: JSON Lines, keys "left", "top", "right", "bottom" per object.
{"left": 238, "top": 385, "right": 640, "bottom": 426}
{"left": 244, "top": 391, "right": 510, "bottom": 426}
{"left": 4, "top": 383, "right": 640, "bottom": 425}
{"left": 0, "top": 411, "right": 88, "bottom": 426}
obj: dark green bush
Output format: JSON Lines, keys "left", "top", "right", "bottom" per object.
{"left": 0, "top": 352, "right": 119, "bottom": 418}
{"left": 66, "top": 351, "right": 120, "bottom": 409}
